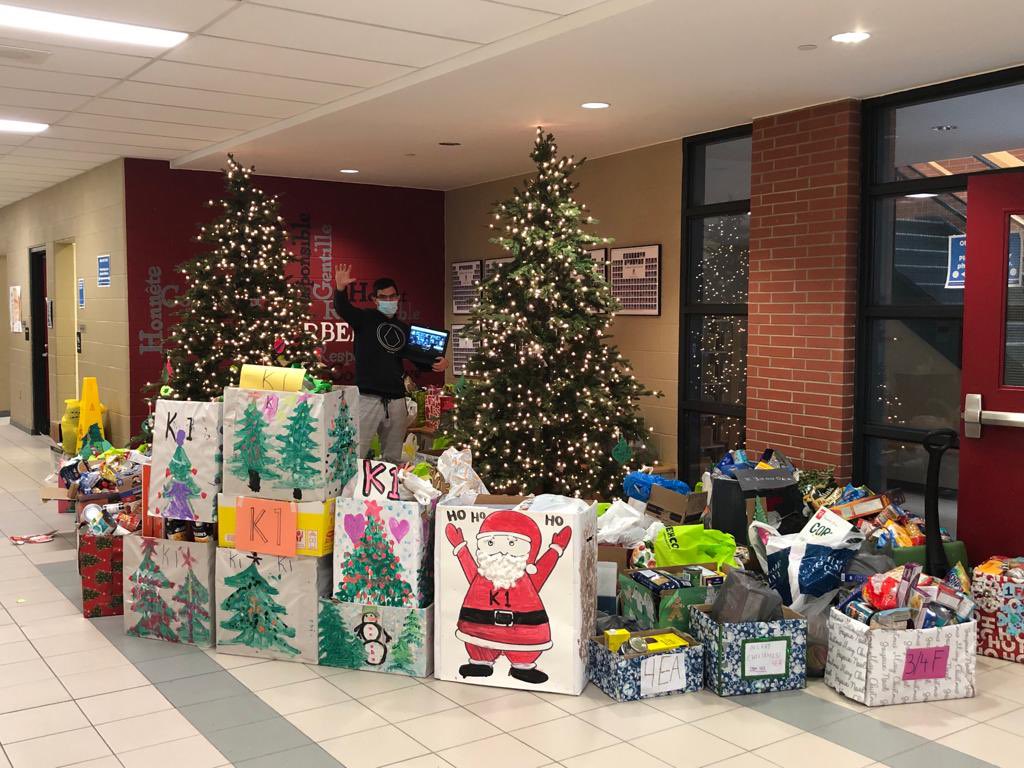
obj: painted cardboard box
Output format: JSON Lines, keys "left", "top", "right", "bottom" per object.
{"left": 215, "top": 548, "right": 332, "bottom": 663}
{"left": 434, "top": 495, "right": 598, "bottom": 696}
{"left": 619, "top": 565, "right": 718, "bottom": 634}
{"left": 149, "top": 400, "right": 222, "bottom": 522}
{"left": 973, "top": 570, "right": 1024, "bottom": 663}
{"left": 218, "top": 494, "right": 335, "bottom": 557}
{"left": 588, "top": 629, "right": 703, "bottom": 702}
{"left": 690, "top": 604, "right": 807, "bottom": 697}
{"left": 318, "top": 598, "right": 434, "bottom": 678}
{"left": 824, "top": 608, "right": 977, "bottom": 706}
{"left": 122, "top": 535, "right": 216, "bottom": 647}
{"left": 222, "top": 385, "right": 358, "bottom": 503}
{"left": 80, "top": 534, "right": 123, "bottom": 618}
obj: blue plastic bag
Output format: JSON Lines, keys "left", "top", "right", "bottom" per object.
{"left": 622, "top": 472, "right": 691, "bottom": 502}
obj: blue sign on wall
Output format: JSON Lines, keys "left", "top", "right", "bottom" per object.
{"left": 946, "top": 233, "right": 1022, "bottom": 289}
{"left": 97, "top": 254, "right": 111, "bottom": 288}
{"left": 78, "top": 278, "right": 85, "bottom": 309}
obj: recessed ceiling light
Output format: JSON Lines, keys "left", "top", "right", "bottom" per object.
{"left": 906, "top": 193, "right": 938, "bottom": 199}
{"left": 931, "top": 124, "right": 958, "bottom": 132}
{"left": 338, "top": 168, "right": 359, "bottom": 174}
{"left": 0, "top": 3, "right": 187, "bottom": 48}
{"left": 0, "top": 118, "right": 47, "bottom": 133}
{"left": 797, "top": 44, "right": 818, "bottom": 51}
{"left": 438, "top": 141, "right": 461, "bottom": 146}
{"left": 581, "top": 101, "right": 610, "bottom": 109}
{"left": 831, "top": 31, "right": 870, "bottom": 43}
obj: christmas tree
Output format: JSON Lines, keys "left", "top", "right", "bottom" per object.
{"left": 276, "top": 396, "right": 320, "bottom": 500}
{"left": 158, "top": 154, "right": 323, "bottom": 403}
{"left": 127, "top": 538, "right": 180, "bottom": 642}
{"left": 163, "top": 429, "right": 202, "bottom": 520}
{"left": 452, "top": 127, "right": 655, "bottom": 497}
{"left": 335, "top": 502, "right": 413, "bottom": 607}
{"left": 219, "top": 553, "right": 299, "bottom": 656}
{"left": 172, "top": 549, "right": 211, "bottom": 645}
{"left": 318, "top": 600, "right": 366, "bottom": 668}
{"left": 230, "top": 396, "right": 277, "bottom": 493}
{"left": 388, "top": 610, "right": 423, "bottom": 674}
{"left": 328, "top": 399, "right": 357, "bottom": 489}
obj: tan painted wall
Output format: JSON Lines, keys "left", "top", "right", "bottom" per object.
{"left": 0, "top": 160, "right": 129, "bottom": 444}
{"left": 444, "top": 140, "right": 682, "bottom": 465}
{"left": 0, "top": 254, "right": 7, "bottom": 413}
{"left": 53, "top": 242, "right": 79, "bottom": 413}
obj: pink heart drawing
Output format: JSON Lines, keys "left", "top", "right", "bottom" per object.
{"left": 389, "top": 517, "right": 410, "bottom": 543}
{"left": 343, "top": 513, "right": 367, "bottom": 544}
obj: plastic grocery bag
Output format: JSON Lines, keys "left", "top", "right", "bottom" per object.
{"left": 653, "top": 524, "right": 737, "bottom": 569}
{"left": 597, "top": 499, "right": 663, "bottom": 547}
{"left": 437, "top": 447, "right": 488, "bottom": 498}
{"left": 398, "top": 468, "right": 442, "bottom": 506}
{"left": 710, "top": 569, "right": 784, "bottom": 623}
{"left": 623, "top": 471, "right": 690, "bottom": 503}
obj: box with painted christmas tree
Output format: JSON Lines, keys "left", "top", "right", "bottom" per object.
{"left": 318, "top": 598, "right": 434, "bottom": 678}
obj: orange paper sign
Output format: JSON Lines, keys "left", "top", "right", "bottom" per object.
{"left": 234, "top": 496, "right": 298, "bottom": 557}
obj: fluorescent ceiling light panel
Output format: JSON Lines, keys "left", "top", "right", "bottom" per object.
{"left": 581, "top": 101, "right": 610, "bottom": 109}
{"left": 0, "top": 3, "right": 187, "bottom": 48}
{"left": 831, "top": 31, "right": 870, "bottom": 43}
{"left": 0, "top": 117, "right": 47, "bottom": 133}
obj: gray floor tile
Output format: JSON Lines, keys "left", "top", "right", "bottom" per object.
{"left": 814, "top": 714, "right": 928, "bottom": 761}
{"left": 107, "top": 633, "right": 202, "bottom": 663}
{"left": 204, "top": 717, "right": 313, "bottom": 762}
{"left": 137, "top": 649, "right": 222, "bottom": 683}
{"left": 157, "top": 671, "right": 251, "bottom": 707}
{"left": 234, "top": 743, "right": 344, "bottom": 768}
{"left": 178, "top": 694, "right": 282, "bottom": 732}
{"left": 886, "top": 742, "right": 999, "bottom": 768}
{"left": 742, "top": 689, "right": 859, "bottom": 729}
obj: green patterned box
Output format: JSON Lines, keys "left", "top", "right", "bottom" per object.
{"left": 618, "top": 566, "right": 715, "bottom": 633}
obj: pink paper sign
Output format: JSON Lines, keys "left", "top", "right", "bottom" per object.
{"left": 902, "top": 646, "right": 950, "bottom": 680}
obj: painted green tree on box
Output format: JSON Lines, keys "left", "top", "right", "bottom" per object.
{"left": 172, "top": 548, "right": 211, "bottom": 645}
{"left": 231, "top": 396, "right": 277, "bottom": 493}
{"left": 335, "top": 501, "right": 413, "bottom": 607}
{"left": 163, "top": 429, "right": 201, "bottom": 520}
{"left": 219, "top": 553, "right": 298, "bottom": 656}
{"left": 127, "top": 537, "right": 180, "bottom": 642}
{"left": 388, "top": 610, "right": 423, "bottom": 675}
{"left": 318, "top": 600, "right": 366, "bottom": 668}
{"left": 328, "top": 398, "right": 357, "bottom": 489}
{"left": 276, "top": 396, "right": 320, "bottom": 500}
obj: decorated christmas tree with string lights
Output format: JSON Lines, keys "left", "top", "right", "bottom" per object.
{"left": 157, "top": 154, "right": 323, "bottom": 403}
{"left": 453, "top": 127, "right": 656, "bottom": 497}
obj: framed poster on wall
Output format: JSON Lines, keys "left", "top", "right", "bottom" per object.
{"left": 609, "top": 245, "right": 661, "bottom": 315}
{"left": 451, "top": 260, "right": 482, "bottom": 315}
{"left": 451, "top": 325, "right": 478, "bottom": 377}
{"left": 483, "top": 257, "right": 514, "bottom": 282}
{"left": 586, "top": 248, "right": 608, "bottom": 280}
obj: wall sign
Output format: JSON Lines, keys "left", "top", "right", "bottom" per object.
{"left": 8, "top": 285, "right": 21, "bottom": 333}
{"left": 946, "top": 233, "right": 1022, "bottom": 289}
{"left": 451, "top": 260, "right": 482, "bottom": 315}
{"left": 902, "top": 645, "right": 950, "bottom": 681}
{"left": 97, "top": 254, "right": 111, "bottom": 288}
{"left": 45, "top": 298, "right": 53, "bottom": 329}
{"left": 78, "top": 278, "right": 85, "bottom": 309}
{"left": 609, "top": 245, "right": 661, "bottom": 315}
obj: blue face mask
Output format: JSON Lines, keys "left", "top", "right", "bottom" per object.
{"left": 377, "top": 299, "right": 399, "bottom": 317}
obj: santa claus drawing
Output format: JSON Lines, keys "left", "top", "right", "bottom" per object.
{"left": 445, "top": 510, "right": 572, "bottom": 684}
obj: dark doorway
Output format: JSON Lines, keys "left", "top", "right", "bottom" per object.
{"left": 28, "top": 247, "right": 49, "bottom": 435}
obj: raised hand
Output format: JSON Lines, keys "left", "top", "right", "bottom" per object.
{"left": 335, "top": 263, "right": 355, "bottom": 290}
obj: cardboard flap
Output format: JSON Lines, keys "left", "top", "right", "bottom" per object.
{"left": 645, "top": 486, "right": 707, "bottom": 525}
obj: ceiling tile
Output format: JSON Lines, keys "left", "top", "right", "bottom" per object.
{"left": 165, "top": 35, "right": 413, "bottom": 87}
{"left": 0, "top": 86, "right": 87, "bottom": 110}
{"left": 103, "top": 81, "right": 313, "bottom": 117}
{"left": 59, "top": 112, "right": 238, "bottom": 141}
{"left": 81, "top": 98, "right": 274, "bottom": 130}
{"left": 495, "top": 0, "right": 605, "bottom": 11}
{"left": 0, "top": 155, "right": 97, "bottom": 170}
{"left": 5, "top": 0, "right": 239, "bottom": 32}
{"left": 203, "top": 4, "right": 476, "bottom": 67}
{"left": 0, "top": 63, "right": 117, "bottom": 95}
{"left": 29, "top": 136, "right": 180, "bottom": 159}
{"left": 133, "top": 60, "right": 359, "bottom": 103}
{"left": 43, "top": 125, "right": 205, "bottom": 150}
{"left": 9, "top": 146, "right": 117, "bottom": 162}
{"left": 0, "top": 105, "right": 67, "bottom": 123}
{"left": 254, "top": 0, "right": 555, "bottom": 44}
{"left": 0, "top": 167, "right": 74, "bottom": 181}
{"left": 0, "top": 37, "right": 148, "bottom": 78}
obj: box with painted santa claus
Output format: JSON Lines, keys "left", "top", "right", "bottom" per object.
{"left": 434, "top": 494, "right": 598, "bottom": 695}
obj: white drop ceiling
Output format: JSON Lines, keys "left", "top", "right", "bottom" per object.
{"left": 0, "top": 0, "right": 1022, "bottom": 207}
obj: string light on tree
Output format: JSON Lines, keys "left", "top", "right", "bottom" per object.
{"left": 452, "top": 127, "right": 658, "bottom": 498}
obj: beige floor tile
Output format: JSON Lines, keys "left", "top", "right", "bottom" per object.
{"left": 931, "top": 690, "right": 1021, "bottom": 722}
{"left": 397, "top": 706, "right": 501, "bottom": 751}
{"left": 644, "top": 689, "right": 740, "bottom": 721}
{"left": 991, "top": 705, "right": 1024, "bottom": 735}
{"left": 0, "top": 640, "right": 38, "bottom": 663}
{"left": 0, "top": 658, "right": 55, "bottom": 689}
{"left": 863, "top": 700, "right": 976, "bottom": 740}
{"left": 440, "top": 733, "right": 548, "bottom": 768}
{"left": 468, "top": 692, "right": 567, "bottom": 731}
{"left": 576, "top": 700, "right": 679, "bottom": 740}
{"left": 58, "top": 664, "right": 148, "bottom": 698}
{"left": 0, "top": 625, "right": 25, "bottom": 645}
{"left": 695, "top": 707, "right": 801, "bottom": 750}
{"left": 0, "top": 701, "right": 88, "bottom": 745}
{"left": 118, "top": 734, "right": 227, "bottom": 768}
{"left": 423, "top": 678, "right": 518, "bottom": 706}
{"left": 257, "top": 676, "right": 350, "bottom": 714}
{"left": 20, "top": 613, "right": 96, "bottom": 640}
{"left": 705, "top": 755, "right": 780, "bottom": 768}
{"left": 65, "top": 758, "right": 123, "bottom": 768}
{"left": 511, "top": 715, "right": 619, "bottom": 761}
{"left": 7, "top": 598, "right": 78, "bottom": 625}
{"left": 46, "top": 647, "right": 130, "bottom": 677}
{"left": 977, "top": 669, "right": 1024, "bottom": 704}
{"left": 534, "top": 684, "right": 613, "bottom": 714}
{"left": 0, "top": 678, "right": 70, "bottom": 715}
{"left": 803, "top": 679, "right": 869, "bottom": 712}
{"left": 23, "top": 549, "right": 77, "bottom": 565}
{"left": 287, "top": 700, "right": 386, "bottom": 741}
{"left": 228, "top": 658, "right": 319, "bottom": 690}
{"left": 33, "top": 630, "right": 111, "bottom": 657}
{"left": 96, "top": 709, "right": 198, "bottom": 753}
{"left": 976, "top": 654, "right": 1012, "bottom": 672}
{"left": 0, "top": 585, "right": 67, "bottom": 608}
{"left": 362, "top": 684, "right": 459, "bottom": 722}
{"left": 320, "top": 724, "right": 428, "bottom": 768}
{"left": 631, "top": 722, "right": 743, "bottom": 767}
{"left": 205, "top": 650, "right": 269, "bottom": 670}
{"left": 562, "top": 743, "right": 669, "bottom": 768}
{"left": 327, "top": 669, "right": 421, "bottom": 699}
{"left": 385, "top": 757, "right": 455, "bottom": 768}
{"left": 754, "top": 732, "right": 872, "bottom": 768}
{"left": 937, "top": 722, "right": 1024, "bottom": 768}
{"left": 4, "top": 726, "right": 110, "bottom": 768}
{"left": 77, "top": 686, "right": 172, "bottom": 726}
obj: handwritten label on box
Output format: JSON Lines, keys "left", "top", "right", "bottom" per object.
{"left": 640, "top": 652, "right": 687, "bottom": 696}
{"left": 235, "top": 497, "right": 298, "bottom": 557}
{"left": 238, "top": 364, "right": 305, "bottom": 392}
{"left": 902, "top": 646, "right": 950, "bottom": 681}
{"left": 742, "top": 638, "right": 789, "bottom": 678}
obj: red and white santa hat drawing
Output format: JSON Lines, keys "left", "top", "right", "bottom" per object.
{"left": 477, "top": 510, "right": 541, "bottom": 574}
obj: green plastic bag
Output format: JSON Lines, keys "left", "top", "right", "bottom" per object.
{"left": 653, "top": 524, "right": 737, "bottom": 569}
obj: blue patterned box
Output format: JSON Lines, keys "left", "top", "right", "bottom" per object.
{"left": 588, "top": 629, "right": 703, "bottom": 702}
{"left": 690, "top": 604, "right": 807, "bottom": 697}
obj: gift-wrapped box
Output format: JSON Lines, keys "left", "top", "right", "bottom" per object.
{"left": 690, "top": 604, "right": 807, "bottom": 696}
{"left": 222, "top": 386, "right": 358, "bottom": 503}
{"left": 973, "top": 567, "right": 1024, "bottom": 662}
{"left": 215, "top": 548, "right": 332, "bottom": 663}
{"left": 619, "top": 565, "right": 717, "bottom": 634}
{"left": 588, "top": 629, "right": 703, "bottom": 702}
{"left": 80, "top": 534, "right": 123, "bottom": 618}
{"left": 824, "top": 608, "right": 977, "bottom": 706}
{"left": 123, "top": 536, "right": 216, "bottom": 647}
{"left": 218, "top": 494, "right": 335, "bottom": 557}
{"left": 318, "top": 598, "right": 434, "bottom": 677}
{"left": 148, "top": 400, "right": 222, "bottom": 522}
{"left": 434, "top": 495, "right": 598, "bottom": 696}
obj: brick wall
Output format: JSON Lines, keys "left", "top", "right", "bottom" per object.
{"left": 746, "top": 100, "right": 861, "bottom": 479}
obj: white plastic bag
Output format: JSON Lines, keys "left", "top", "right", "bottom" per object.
{"left": 398, "top": 468, "right": 442, "bottom": 506}
{"left": 596, "top": 499, "right": 663, "bottom": 547}
{"left": 437, "top": 447, "right": 489, "bottom": 498}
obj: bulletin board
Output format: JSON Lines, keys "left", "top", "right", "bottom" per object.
{"left": 451, "top": 260, "right": 482, "bottom": 315}
{"left": 483, "top": 257, "right": 514, "bottom": 282}
{"left": 451, "top": 325, "right": 478, "bottom": 377}
{"left": 586, "top": 248, "right": 608, "bottom": 280}
{"left": 609, "top": 245, "right": 661, "bottom": 315}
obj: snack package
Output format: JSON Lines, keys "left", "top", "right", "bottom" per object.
{"left": 862, "top": 567, "right": 903, "bottom": 610}
{"left": 945, "top": 562, "right": 971, "bottom": 592}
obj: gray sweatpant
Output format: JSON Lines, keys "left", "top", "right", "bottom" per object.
{"left": 358, "top": 394, "right": 409, "bottom": 465}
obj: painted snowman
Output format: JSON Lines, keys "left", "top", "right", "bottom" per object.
{"left": 354, "top": 608, "right": 392, "bottom": 665}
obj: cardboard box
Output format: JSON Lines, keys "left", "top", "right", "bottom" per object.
{"left": 690, "top": 604, "right": 807, "bottom": 697}
{"left": 218, "top": 494, "right": 335, "bottom": 557}
{"left": 645, "top": 486, "right": 708, "bottom": 527}
{"left": 619, "top": 565, "right": 718, "bottom": 634}
{"left": 824, "top": 608, "right": 977, "bottom": 706}
{"left": 318, "top": 598, "right": 434, "bottom": 678}
{"left": 149, "top": 400, "right": 222, "bottom": 523}
{"left": 588, "top": 629, "right": 703, "bottom": 702}
{"left": 973, "top": 570, "right": 1024, "bottom": 663}
{"left": 79, "top": 534, "right": 123, "bottom": 618}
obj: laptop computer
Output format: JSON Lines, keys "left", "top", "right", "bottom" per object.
{"left": 404, "top": 324, "right": 450, "bottom": 366}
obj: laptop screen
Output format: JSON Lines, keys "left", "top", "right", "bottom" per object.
{"left": 408, "top": 325, "right": 449, "bottom": 354}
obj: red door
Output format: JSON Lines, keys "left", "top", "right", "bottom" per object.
{"left": 959, "top": 172, "right": 1024, "bottom": 560}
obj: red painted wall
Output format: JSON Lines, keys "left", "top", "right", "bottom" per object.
{"left": 124, "top": 158, "right": 445, "bottom": 431}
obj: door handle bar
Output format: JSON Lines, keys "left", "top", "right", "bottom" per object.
{"left": 962, "top": 392, "right": 1024, "bottom": 438}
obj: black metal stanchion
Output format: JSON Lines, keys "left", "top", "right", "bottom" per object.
{"left": 922, "top": 428, "right": 959, "bottom": 577}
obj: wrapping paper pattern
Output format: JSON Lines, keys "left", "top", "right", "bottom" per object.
{"left": 149, "top": 400, "right": 222, "bottom": 522}
{"left": 973, "top": 571, "right": 1024, "bottom": 662}
{"left": 318, "top": 599, "right": 434, "bottom": 678}
{"left": 587, "top": 639, "right": 703, "bottom": 702}
{"left": 824, "top": 608, "right": 976, "bottom": 705}
{"left": 80, "top": 534, "right": 123, "bottom": 618}
{"left": 618, "top": 574, "right": 708, "bottom": 634}
{"left": 690, "top": 605, "right": 807, "bottom": 696}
